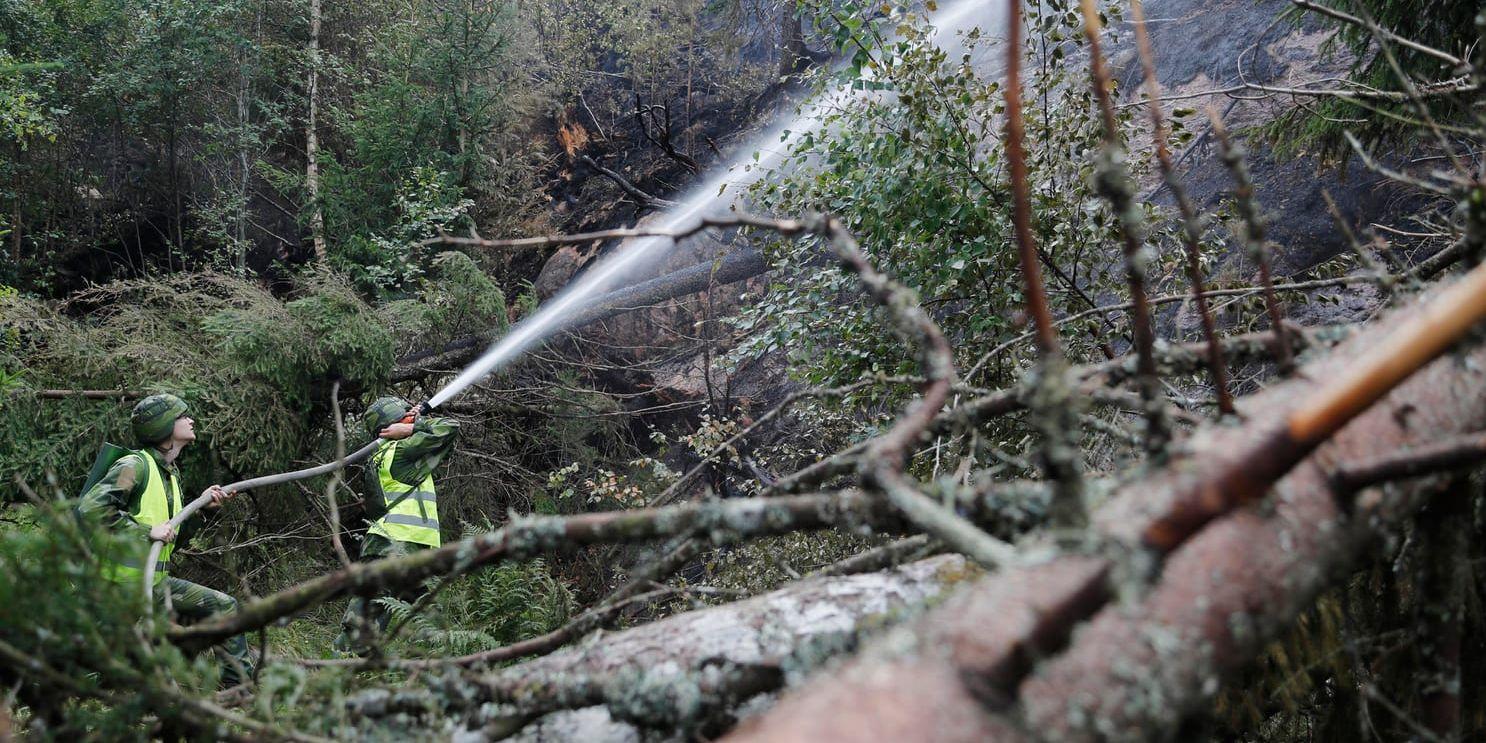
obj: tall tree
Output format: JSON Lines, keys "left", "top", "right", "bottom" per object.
{"left": 305, "top": 0, "right": 326, "bottom": 263}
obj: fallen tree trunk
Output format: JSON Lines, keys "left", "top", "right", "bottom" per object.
{"left": 391, "top": 248, "right": 767, "bottom": 382}
{"left": 350, "top": 555, "right": 973, "bottom": 739}
{"left": 727, "top": 277, "right": 1486, "bottom": 741}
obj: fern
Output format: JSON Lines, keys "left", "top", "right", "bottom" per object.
{"left": 383, "top": 534, "right": 575, "bottom": 658}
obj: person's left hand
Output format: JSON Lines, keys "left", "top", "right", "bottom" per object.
{"left": 379, "top": 422, "right": 416, "bottom": 440}
{"left": 204, "top": 485, "right": 237, "bottom": 507}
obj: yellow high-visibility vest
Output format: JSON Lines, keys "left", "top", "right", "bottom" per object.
{"left": 102, "top": 451, "right": 182, "bottom": 586}
{"left": 367, "top": 442, "right": 441, "bottom": 547}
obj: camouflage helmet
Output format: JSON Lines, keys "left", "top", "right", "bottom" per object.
{"left": 363, "top": 397, "right": 409, "bottom": 438}
{"left": 131, "top": 393, "right": 190, "bottom": 445}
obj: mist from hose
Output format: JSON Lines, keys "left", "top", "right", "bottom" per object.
{"left": 428, "top": 0, "right": 1005, "bottom": 409}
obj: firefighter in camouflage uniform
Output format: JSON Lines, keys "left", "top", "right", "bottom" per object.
{"left": 76, "top": 393, "right": 255, "bottom": 688}
{"left": 333, "top": 396, "right": 458, "bottom": 655}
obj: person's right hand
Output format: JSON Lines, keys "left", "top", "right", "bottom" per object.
{"left": 379, "top": 422, "right": 415, "bottom": 440}
{"left": 149, "top": 523, "right": 177, "bottom": 543}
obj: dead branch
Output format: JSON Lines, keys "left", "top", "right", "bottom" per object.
{"left": 1289, "top": 0, "right": 1467, "bottom": 68}
{"left": 167, "top": 482, "right": 1045, "bottom": 650}
{"left": 1004, "top": 0, "right": 1084, "bottom": 527}
{"left": 417, "top": 212, "right": 801, "bottom": 251}
{"left": 1082, "top": 0, "right": 1172, "bottom": 453}
{"left": 635, "top": 98, "right": 701, "bottom": 172}
{"left": 1211, "top": 109, "right": 1293, "bottom": 371}
{"left": 579, "top": 154, "right": 680, "bottom": 208}
{"left": 816, "top": 214, "right": 1015, "bottom": 568}
{"left": 808, "top": 535, "right": 937, "bottom": 578}
{"left": 769, "top": 325, "right": 1334, "bottom": 496}
{"left": 1331, "top": 430, "right": 1486, "bottom": 492}
{"left": 303, "top": 540, "right": 703, "bottom": 670}
{"left": 1131, "top": 0, "right": 1234, "bottom": 415}
{"left": 31, "top": 389, "right": 146, "bottom": 400}
{"left": 1145, "top": 260, "right": 1486, "bottom": 551}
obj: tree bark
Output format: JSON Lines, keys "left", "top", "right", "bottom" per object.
{"left": 351, "top": 555, "right": 973, "bottom": 737}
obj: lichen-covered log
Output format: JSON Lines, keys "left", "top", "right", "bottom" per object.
{"left": 727, "top": 275, "right": 1486, "bottom": 741}
{"left": 353, "top": 555, "right": 974, "bottom": 740}
{"left": 170, "top": 483, "right": 1041, "bottom": 650}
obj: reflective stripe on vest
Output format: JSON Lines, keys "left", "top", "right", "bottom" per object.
{"left": 367, "top": 441, "right": 441, "bottom": 547}
{"left": 104, "top": 451, "right": 182, "bottom": 586}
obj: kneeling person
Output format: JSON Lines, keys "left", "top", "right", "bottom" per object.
{"left": 334, "top": 397, "right": 458, "bottom": 655}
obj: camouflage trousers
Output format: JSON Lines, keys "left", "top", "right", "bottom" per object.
{"left": 156, "top": 576, "right": 254, "bottom": 687}
{"left": 332, "top": 533, "right": 430, "bottom": 655}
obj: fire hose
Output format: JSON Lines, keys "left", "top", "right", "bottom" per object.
{"left": 142, "top": 406, "right": 426, "bottom": 611}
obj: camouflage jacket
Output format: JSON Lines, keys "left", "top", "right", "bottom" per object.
{"left": 76, "top": 447, "right": 204, "bottom": 544}
{"left": 363, "top": 417, "right": 459, "bottom": 520}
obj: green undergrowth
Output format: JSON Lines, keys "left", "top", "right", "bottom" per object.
{"left": 0, "top": 253, "right": 516, "bottom": 500}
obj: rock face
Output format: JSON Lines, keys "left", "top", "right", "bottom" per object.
{"left": 1117, "top": 0, "right": 1435, "bottom": 275}
{"left": 492, "top": 554, "right": 974, "bottom": 742}
{"left": 532, "top": 243, "right": 597, "bottom": 300}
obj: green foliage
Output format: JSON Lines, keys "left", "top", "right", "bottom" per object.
{"left": 331, "top": 167, "right": 477, "bottom": 295}
{"left": 0, "top": 501, "right": 218, "bottom": 738}
{"left": 319, "top": 0, "right": 543, "bottom": 294}
{"left": 1270, "top": 0, "right": 1480, "bottom": 160}
{"left": 737, "top": 1, "right": 1150, "bottom": 394}
{"left": 0, "top": 272, "right": 391, "bottom": 492}
{"left": 381, "top": 555, "right": 574, "bottom": 657}
{"left": 0, "top": 51, "right": 60, "bottom": 146}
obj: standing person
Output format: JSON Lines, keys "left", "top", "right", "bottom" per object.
{"left": 333, "top": 397, "right": 458, "bottom": 655}
{"left": 76, "top": 393, "right": 254, "bottom": 688}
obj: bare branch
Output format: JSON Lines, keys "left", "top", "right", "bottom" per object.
{"left": 1132, "top": 0, "right": 1235, "bottom": 415}
{"left": 1210, "top": 108, "right": 1294, "bottom": 372}
{"left": 1082, "top": 0, "right": 1172, "bottom": 451}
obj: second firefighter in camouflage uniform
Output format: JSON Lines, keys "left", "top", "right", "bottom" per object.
{"left": 334, "top": 397, "right": 458, "bottom": 654}
{"left": 76, "top": 393, "right": 254, "bottom": 687}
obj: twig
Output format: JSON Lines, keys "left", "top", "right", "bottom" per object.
{"left": 1289, "top": 0, "right": 1467, "bottom": 68}
{"left": 1132, "top": 0, "right": 1235, "bottom": 415}
{"left": 1210, "top": 108, "right": 1293, "bottom": 372}
{"left": 1005, "top": 0, "right": 1085, "bottom": 527}
{"left": 1112, "top": 78, "right": 1477, "bottom": 107}
{"left": 579, "top": 155, "right": 680, "bottom": 208}
{"left": 818, "top": 214, "right": 1017, "bottom": 569}
{"left": 1321, "top": 190, "right": 1393, "bottom": 286}
{"left": 1004, "top": 0, "right": 1058, "bottom": 359}
{"left": 808, "top": 535, "right": 938, "bottom": 578}
{"left": 1331, "top": 430, "right": 1486, "bottom": 492}
{"left": 416, "top": 213, "right": 806, "bottom": 250}
{"left": 1082, "top": 0, "right": 1171, "bottom": 452}
{"left": 325, "top": 381, "right": 351, "bottom": 568}
{"left": 168, "top": 485, "right": 1038, "bottom": 649}
{"left": 1146, "top": 259, "right": 1486, "bottom": 550}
